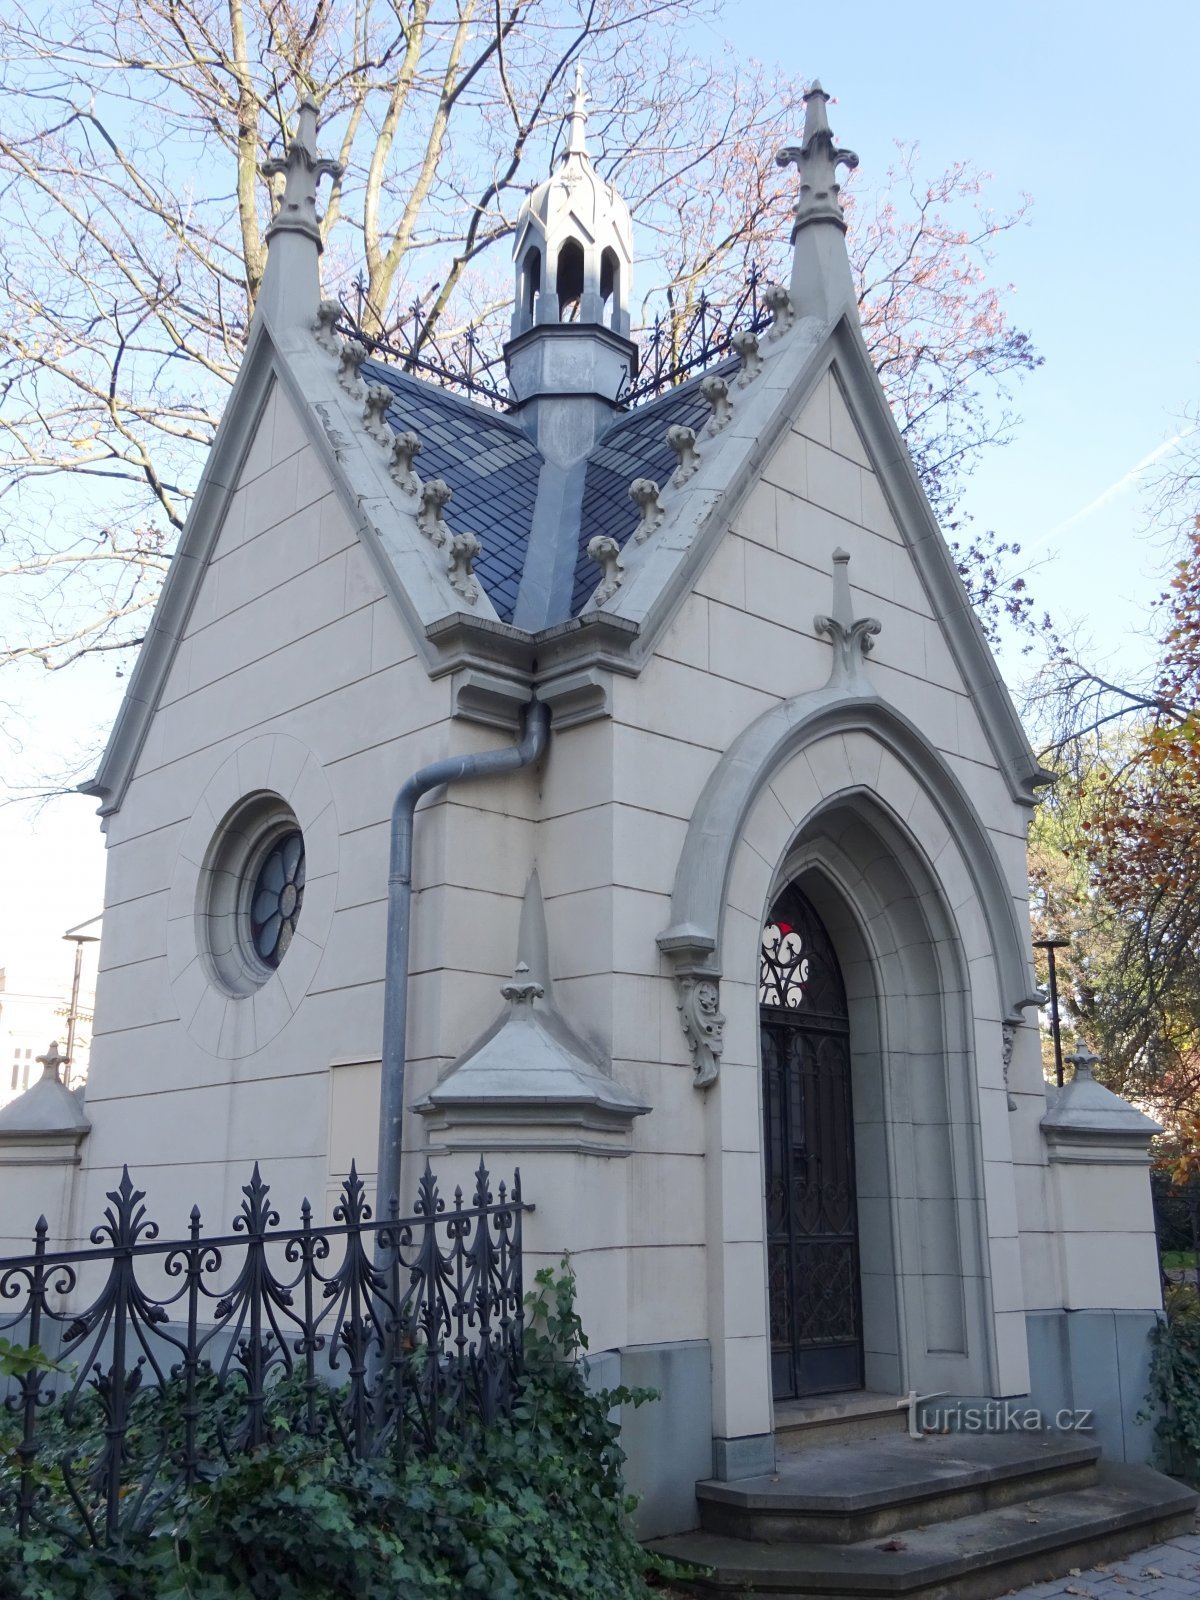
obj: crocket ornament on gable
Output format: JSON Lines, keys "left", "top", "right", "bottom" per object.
{"left": 776, "top": 81, "right": 859, "bottom": 240}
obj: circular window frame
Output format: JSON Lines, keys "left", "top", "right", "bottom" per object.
{"left": 166, "top": 734, "right": 338, "bottom": 1059}
{"left": 201, "top": 793, "right": 306, "bottom": 997}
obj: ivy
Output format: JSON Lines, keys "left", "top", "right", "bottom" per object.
{"left": 0, "top": 1260, "right": 683, "bottom": 1599}
{"left": 1144, "top": 1285, "right": 1200, "bottom": 1482}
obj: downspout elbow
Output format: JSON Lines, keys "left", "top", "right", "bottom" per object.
{"left": 375, "top": 697, "right": 549, "bottom": 1222}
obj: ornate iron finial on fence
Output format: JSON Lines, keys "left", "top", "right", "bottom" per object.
{"left": 0, "top": 1155, "right": 530, "bottom": 1551}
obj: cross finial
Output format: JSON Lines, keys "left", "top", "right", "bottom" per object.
{"left": 1067, "top": 1043, "right": 1100, "bottom": 1081}
{"left": 776, "top": 80, "right": 859, "bottom": 240}
{"left": 36, "top": 1040, "right": 69, "bottom": 1084}
{"left": 563, "top": 63, "right": 590, "bottom": 162}
{"left": 262, "top": 96, "right": 343, "bottom": 248}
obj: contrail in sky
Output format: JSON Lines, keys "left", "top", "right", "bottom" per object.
{"left": 1048, "top": 425, "right": 1198, "bottom": 538}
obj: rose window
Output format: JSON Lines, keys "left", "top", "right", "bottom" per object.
{"left": 249, "top": 830, "right": 306, "bottom": 967}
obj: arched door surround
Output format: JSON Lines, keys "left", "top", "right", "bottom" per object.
{"left": 658, "top": 697, "right": 1036, "bottom": 1448}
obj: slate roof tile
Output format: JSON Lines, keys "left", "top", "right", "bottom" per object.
{"left": 571, "top": 363, "right": 737, "bottom": 614}
{"left": 362, "top": 359, "right": 542, "bottom": 623}
{"left": 360, "top": 354, "right": 741, "bottom": 626}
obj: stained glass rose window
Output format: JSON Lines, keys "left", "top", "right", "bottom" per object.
{"left": 249, "top": 830, "right": 305, "bottom": 967}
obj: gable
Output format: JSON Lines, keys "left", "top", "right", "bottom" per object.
{"left": 84, "top": 321, "right": 504, "bottom": 816}
{"left": 593, "top": 315, "right": 1047, "bottom": 806}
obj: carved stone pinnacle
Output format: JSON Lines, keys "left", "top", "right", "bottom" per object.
{"left": 813, "top": 547, "right": 881, "bottom": 689}
{"left": 261, "top": 98, "right": 343, "bottom": 246}
{"left": 775, "top": 81, "right": 859, "bottom": 241}
{"left": 501, "top": 960, "right": 545, "bottom": 1006}
{"left": 36, "top": 1040, "right": 69, "bottom": 1084}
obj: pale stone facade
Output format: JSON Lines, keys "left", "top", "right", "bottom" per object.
{"left": 0, "top": 83, "right": 1165, "bottom": 1535}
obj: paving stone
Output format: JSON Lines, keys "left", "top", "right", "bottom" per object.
{"left": 1007, "top": 1533, "right": 1200, "bottom": 1599}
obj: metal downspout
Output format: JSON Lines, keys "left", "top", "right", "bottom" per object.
{"left": 374, "top": 697, "right": 550, "bottom": 1224}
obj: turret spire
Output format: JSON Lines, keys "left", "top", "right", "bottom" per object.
{"left": 564, "top": 63, "right": 590, "bottom": 162}
{"left": 257, "top": 96, "right": 343, "bottom": 329}
{"left": 774, "top": 80, "right": 860, "bottom": 323}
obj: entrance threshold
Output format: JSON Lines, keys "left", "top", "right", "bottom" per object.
{"left": 775, "top": 1390, "right": 908, "bottom": 1450}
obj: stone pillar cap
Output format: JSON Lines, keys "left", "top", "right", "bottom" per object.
{"left": 0, "top": 1039, "right": 91, "bottom": 1140}
{"left": 1041, "top": 1042, "right": 1161, "bottom": 1143}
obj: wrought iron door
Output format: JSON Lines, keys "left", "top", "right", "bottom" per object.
{"left": 760, "top": 886, "right": 863, "bottom": 1398}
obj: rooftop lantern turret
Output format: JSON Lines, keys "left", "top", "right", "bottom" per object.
{"left": 510, "top": 66, "right": 633, "bottom": 340}
{"left": 504, "top": 67, "right": 638, "bottom": 462}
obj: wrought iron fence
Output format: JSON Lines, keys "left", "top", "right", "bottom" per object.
{"left": 0, "top": 1158, "right": 529, "bottom": 1549}
{"left": 336, "top": 266, "right": 775, "bottom": 413}
{"left": 619, "top": 266, "right": 775, "bottom": 407}
{"left": 1153, "top": 1169, "right": 1200, "bottom": 1275}
{"left": 340, "top": 282, "right": 513, "bottom": 410}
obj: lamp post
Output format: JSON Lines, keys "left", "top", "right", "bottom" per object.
{"left": 1032, "top": 934, "right": 1071, "bottom": 1088}
{"left": 61, "top": 916, "right": 102, "bottom": 1089}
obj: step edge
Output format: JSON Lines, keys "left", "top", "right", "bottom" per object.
{"left": 695, "top": 1445, "right": 1101, "bottom": 1514}
{"left": 651, "top": 1472, "right": 1198, "bottom": 1591}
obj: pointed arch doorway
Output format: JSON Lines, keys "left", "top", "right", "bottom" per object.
{"left": 760, "top": 884, "right": 863, "bottom": 1399}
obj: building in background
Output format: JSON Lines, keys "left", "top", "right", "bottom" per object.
{"left": 0, "top": 918, "right": 99, "bottom": 1110}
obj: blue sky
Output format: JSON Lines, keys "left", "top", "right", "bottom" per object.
{"left": 713, "top": 0, "right": 1200, "bottom": 683}
{"left": 2, "top": 0, "right": 1197, "bottom": 988}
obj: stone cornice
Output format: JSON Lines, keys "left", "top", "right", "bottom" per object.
{"left": 425, "top": 609, "right": 640, "bottom": 730}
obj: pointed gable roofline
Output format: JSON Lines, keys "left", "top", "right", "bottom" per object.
{"left": 84, "top": 82, "right": 1049, "bottom": 818}
{"left": 80, "top": 310, "right": 515, "bottom": 816}
{"left": 585, "top": 305, "right": 1052, "bottom": 807}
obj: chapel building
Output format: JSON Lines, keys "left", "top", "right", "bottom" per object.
{"left": 0, "top": 79, "right": 1169, "bottom": 1546}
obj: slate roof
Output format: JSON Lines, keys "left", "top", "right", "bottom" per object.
{"left": 571, "top": 363, "right": 737, "bottom": 614}
{"left": 363, "top": 359, "right": 543, "bottom": 623}
{"left": 362, "top": 355, "right": 741, "bottom": 625}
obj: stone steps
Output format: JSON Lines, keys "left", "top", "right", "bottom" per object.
{"left": 698, "top": 1433, "right": 1102, "bottom": 1544}
{"left": 649, "top": 1437, "right": 1198, "bottom": 1600}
